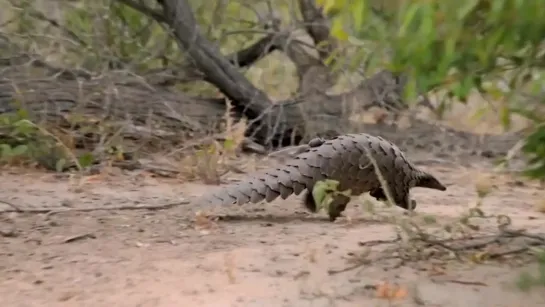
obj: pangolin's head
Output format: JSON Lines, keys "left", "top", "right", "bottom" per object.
{"left": 414, "top": 172, "right": 447, "bottom": 191}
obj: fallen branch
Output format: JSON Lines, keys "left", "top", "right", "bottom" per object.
{"left": 430, "top": 279, "right": 487, "bottom": 286}
{"left": 63, "top": 233, "right": 97, "bottom": 244}
{"left": 0, "top": 199, "right": 190, "bottom": 215}
{"left": 0, "top": 199, "right": 22, "bottom": 212}
{"left": 329, "top": 227, "right": 545, "bottom": 275}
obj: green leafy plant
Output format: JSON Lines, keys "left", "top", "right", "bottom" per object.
{"left": 0, "top": 103, "right": 98, "bottom": 171}
{"left": 521, "top": 123, "right": 545, "bottom": 179}
{"left": 311, "top": 179, "right": 352, "bottom": 213}
{"left": 62, "top": 0, "right": 175, "bottom": 70}
{"left": 516, "top": 248, "right": 545, "bottom": 291}
{"left": 318, "top": 0, "right": 545, "bottom": 180}
{"left": 0, "top": 108, "right": 43, "bottom": 164}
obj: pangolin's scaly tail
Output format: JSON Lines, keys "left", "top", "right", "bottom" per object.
{"left": 194, "top": 149, "right": 333, "bottom": 207}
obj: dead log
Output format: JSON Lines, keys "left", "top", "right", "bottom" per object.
{"left": 0, "top": 76, "right": 226, "bottom": 140}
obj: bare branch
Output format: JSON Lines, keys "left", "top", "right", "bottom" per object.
{"left": 134, "top": 34, "right": 280, "bottom": 86}
{"left": 157, "top": 0, "right": 304, "bottom": 145}
{"left": 1, "top": 199, "right": 191, "bottom": 214}
{"left": 27, "top": 10, "right": 88, "bottom": 47}
{"left": 227, "top": 34, "right": 279, "bottom": 68}
{"left": 298, "top": 0, "right": 337, "bottom": 62}
{"left": 112, "top": 0, "right": 281, "bottom": 85}
{"left": 158, "top": 0, "right": 274, "bottom": 109}
{"left": 245, "top": 1, "right": 339, "bottom": 95}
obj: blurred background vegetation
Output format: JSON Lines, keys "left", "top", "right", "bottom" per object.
{"left": 1, "top": 0, "right": 544, "bottom": 179}
{"left": 320, "top": 0, "right": 545, "bottom": 178}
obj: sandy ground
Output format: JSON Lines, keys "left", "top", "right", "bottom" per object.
{"left": 1, "top": 160, "right": 545, "bottom": 307}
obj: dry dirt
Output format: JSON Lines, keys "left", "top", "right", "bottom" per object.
{"left": 1, "top": 158, "right": 545, "bottom": 307}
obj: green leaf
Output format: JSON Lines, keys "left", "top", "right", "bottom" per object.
{"left": 499, "top": 104, "right": 511, "bottom": 130}
{"left": 351, "top": 0, "right": 366, "bottom": 30}
{"left": 402, "top": 76, "right": 419, "bottom": 102}
{"left": 312, "top": 179, "right": 342, "bottom": 211}
{"left": 331, "top": 18, "right": 348, "bottom": 41}
{"left": 417, "top": 5, "right": 435, "bottom": 39}
{"left": 0, "top": 144, "right": 12, "bottom": 157}
{"left": 398, "top": 4, "right": 420, "bottom": 38}
{"left": 452, "top": 77, "right": 474, "bottom": 101}
{"left": 457, "top": 0, "right": 480, "bottom": 20}
{"left": 311, "top": 183, "right": 328, "bottom": 210}
{"left": 78, "top": 152, "right": 95, "bottom": 168}
{"left": 223, "top": 138, "right": 236, "bottom": 151}
{"left": 11, "top": 144, "right": 28, "bottom": 156}
{"left": 16, "top": 108, "right": 29, "bottom": 119}
{"left": 13, "top": 119, "right": 36, "bottom": 135}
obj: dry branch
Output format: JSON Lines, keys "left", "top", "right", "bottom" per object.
{"left": 0, "top": 198, "right": 191, "bottom": 214}
{"left": 298, "top": 0, "right": 337, "bottom": 62}
{"left": 328, "top": 225, "right": 545, "bottom": 275}
{"left": 116, "top": 0, "right": 406, "bottom": 143}
{"left": 159, "top": 0, "right": 273, "bottom": 107}
{"left": 155, "top": 0, "right": 302, "bottom": 145}
{"left": 141, "top": 33, "right": 281, "bottom": 86}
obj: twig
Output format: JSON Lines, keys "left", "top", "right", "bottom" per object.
{"left": 0, "top": 199, "right": 23, "bottom": 212}
{"left": 0, "top": 54, "right": 93, "bottom": 79}
{"left": 0, "top": 200, "right": 190, "bottom": 215}
{"left": 63, "top": 233, "right": 97, "bottom": 243}
{"left": 267, "top": 144, "right": 311, "bottom": 160}
{"left": 500, "top": 228, "right": 545, "bottom": 243}
{"left": 328, "top": 254, "right": 401, "bottom": 275}
{"left": 328, "top": 263, "right": 368, "bottom": 275}
{"left": 414, "top": 234, "right": 499, "bottom": 252}
{"left": 27, "top": 10, "right": 88, "bottom": 47}
{"left": 358, "top": 237, "right": 402, "bottom": 247}
{"left": 431, "top": 278, "right": 487, "bottom": 286}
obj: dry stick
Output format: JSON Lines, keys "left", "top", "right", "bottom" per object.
{"left": 362, "top": 146, "right": 422, "bottom": 245}
{"left": 431, "top": 279, "right": 487, "bottom": 286}
{"left": 0, "top": 199, "right": 22, "bottom": 212}
{"left": 0, "top": 200, "right": 190, "bottom": 215}
{"left": 330, "top": 232, "right": 545, "bottom": 276}
{"left": 408, "top": 229, "right": 545, "bottom": 261}
{"left": 494, "top": 138, "right": 526, "bottom": 172}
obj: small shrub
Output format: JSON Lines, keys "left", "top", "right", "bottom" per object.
{"left": 516, "top": 248, "right": 545, "bottom": 291}
{"left": 0, "top": 105, "right": 95, "bottom": 171}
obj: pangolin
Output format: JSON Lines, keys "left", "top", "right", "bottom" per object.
{"left": 193, "top": 133, "right": 447, "bottom": 221}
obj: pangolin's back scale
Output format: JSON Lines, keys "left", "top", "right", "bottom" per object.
{"left": 194, "top": 133, "right": 428, "bottom": 208}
